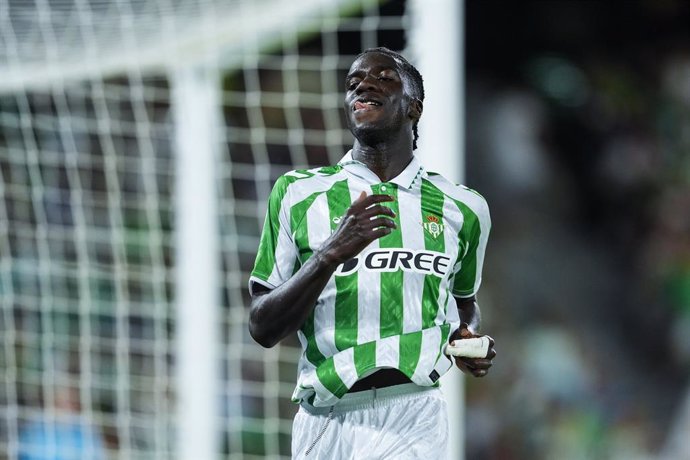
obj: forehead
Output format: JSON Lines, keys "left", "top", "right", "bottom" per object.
{"left": 347, "top": 52, "right": 401, "bottom": 76}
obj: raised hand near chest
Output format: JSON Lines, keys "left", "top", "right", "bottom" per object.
{"left": 316, "top": 191, "right": 397, "bottom": 265}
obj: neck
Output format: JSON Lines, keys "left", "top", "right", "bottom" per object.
{"left": 351, "top": 132, "right": 414, "bottom": 182}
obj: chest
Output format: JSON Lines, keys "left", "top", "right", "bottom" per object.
{"left": 292, "top": 189, "right": 468, "bottom": 272}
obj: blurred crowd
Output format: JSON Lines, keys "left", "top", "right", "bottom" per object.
{"left": 463, "top": 1, "right": 690, "bottom": 458}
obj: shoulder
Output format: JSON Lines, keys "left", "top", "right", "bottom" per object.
{"left": 424, "top": 171, "right": 490, "bottom": 220}
{"left": 270, "top": 165, "right": 346, "bottom": 204}
{"left": 274, "top": 165, "right": 342, "bottom": 190}
{"left": 283, "top": 164, "right": 342, "bottom": 180}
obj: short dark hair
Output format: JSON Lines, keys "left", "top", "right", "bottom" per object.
{"left": 357, "top": 47, "right": 425, "bottom": 150}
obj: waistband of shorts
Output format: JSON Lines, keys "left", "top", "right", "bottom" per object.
{"left": 299, "top": 383, "right": 439, "bottom": 415}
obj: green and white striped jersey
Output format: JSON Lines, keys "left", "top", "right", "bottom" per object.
{"left": 250, "top": 151, "right": 491, "bottom": 407}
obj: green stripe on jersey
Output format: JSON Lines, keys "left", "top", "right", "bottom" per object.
{"left": 420, "top": 179, "right": 446, "bottom": 328}
{"left": 328, "top": 180, "right": 358, "bottom": 352}
{"left": 399, "top": 330, "right": 423, "bottom": 377}
{"left": 316, "top": 358, "right": 348, "bottom": 399}
{"left": 438, "top": 323, "right": 452, "bottom": 362}
{"left": 397, "top": 179, "right": 446, "bottom": 379}
{"left": 373, "top": 183, "right": 403, "bottom": 339}
{"left": 450, "top": 198, "right": 481, "bottom": 297}
{"left": 291, "top": 191, "right": 326, "bottom": 367}
{"left": 354, "top": 341, "right": 377, "bottom": 377}
{"left": 291, "top": 191, "right": 322, "bottom": 264}
{"left": 251, "top": 174, "right": 297, "bottom": 280}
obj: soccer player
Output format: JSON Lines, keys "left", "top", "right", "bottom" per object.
{"left": 248, "top": 47, "right": 495, "bottom": 459}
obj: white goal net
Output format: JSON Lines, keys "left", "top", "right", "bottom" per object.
{"left": 0, "top": 1, "right": 418, "bottom": 459}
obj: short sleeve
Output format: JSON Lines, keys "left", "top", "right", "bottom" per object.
{"left": 249, "top": 175, "right": 298, "bottom": 296}
{"left": 452, "top": 195, "right": 491, "bottom": 298}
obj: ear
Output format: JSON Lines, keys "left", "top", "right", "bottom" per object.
{"left": 409, "top": 98, "right": 423, "bottom": 121}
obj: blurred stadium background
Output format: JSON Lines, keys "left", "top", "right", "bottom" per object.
{"left": 1, "top": 0, "right": 689, "bottom": 459}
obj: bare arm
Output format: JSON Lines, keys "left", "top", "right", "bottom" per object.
{"left": 456, "top": 295, "right": 482, "bottom": 334}
{"left": 248, "top": 192, "right": 396, "bottom": 348}
{"left": 248, "top": 253, "right": 339, "bottom": 348}
{"left": 450, "top": 295, "right": 496, "bottom": 377}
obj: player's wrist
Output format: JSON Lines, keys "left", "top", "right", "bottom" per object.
{"left": 313, "top": 247, "right": 341, "bottom": 269}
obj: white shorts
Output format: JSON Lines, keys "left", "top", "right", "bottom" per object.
{"left": 292, "top": 383, "right": 448, "bottom": 460}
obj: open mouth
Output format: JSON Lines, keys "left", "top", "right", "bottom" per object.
{"left": 353, "top": 99, "right": 382, "bottom": 111}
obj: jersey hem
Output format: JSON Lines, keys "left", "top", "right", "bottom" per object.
{"left": 299, "top": 383, "right": 440, "bottom": 415}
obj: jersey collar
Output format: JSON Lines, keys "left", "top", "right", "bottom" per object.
{"left": 338, "top": 150, "right": 426, "bottom": 190}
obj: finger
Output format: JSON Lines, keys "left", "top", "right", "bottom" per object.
{"left": 365, "top": 193, "right": 395, "bottom": 203}
{"left": 462, "top": 357, "right": 493, "bottom": 370}
{"left": 459, "top": 360, "right": 476, "bottom": 371}
{"left": 472, "top": 369, "right": 489, "bottom": 378}
{"left": 350, "top": 192, "right": 395, "bottom": 210}
{"left": 455, "top": 358, "right": 476, "bottom": 374}
{"left": 366, "top": 217, "right": 397, "bottom": 230}
{"left": 453, "top": 356, "right": 469, "bottom": 370}
{"left": 455, "top": 353, "right": 493, "bottom": 376}
{"left": 352, "top": 190, "right": 368, "bottom": 205}
{"left": 486, "top": 347, "right": 497, "bottom": 359}
{"left": 459, "top": 323, "right": 473, "bottom": 339}
{"left": 347, "top": 191, "right": 369, "bottom": 213}
{"left": 359, "top": 205, "right": 396, "bottom": 219}
{"left": 366, "top": 226, "right": 394, "bottom": 239}
{"left": 449, "top": 329, "right": 461, "bottom": 343}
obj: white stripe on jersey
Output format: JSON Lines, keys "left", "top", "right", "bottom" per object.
{"left": 307, "top": 192, "right": 339, "bottom": 358}
{"left": 267, "top": 199, "right": 298, "bottom": 289}
{"left": 332, "top": 347, "right": 359, "bottom": 388}
{"left": 411, "top": 326, "right": 442, "bottom": 383}
{"left": 435, "top": 194, "right": 464, "bottom": 326}
{"left": 296, "top": 330, "right": 317, "bottom": 377}
{"left": 473, "top": 207, "right": 491, "bottom": 297}
{"left": 398, "top": 188, "right": 425, "bottom": 334}
{"left": 427, "top": 175, "right": 491, "bottom": 298}
{"left": 310, "top": 372, "right": 336, "bottom": 406}
{"left": 356, "top": 179, "right": 381, "bottom": 345}
{"left": 375, "top": 334, "right": 401, "bottom": 369}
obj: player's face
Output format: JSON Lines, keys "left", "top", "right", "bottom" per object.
{"left": 343, "top": 52, "right": 413, "bottom": 134}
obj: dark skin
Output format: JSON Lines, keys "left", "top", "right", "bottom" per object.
{"left": 344, "top": 53, "right": 421, "bottom": 180}
{"left": 453, "top": 298, "right": 497, "bottom": 377}
{"left": 248, "top": 52, "right": 495, "bottom": 377}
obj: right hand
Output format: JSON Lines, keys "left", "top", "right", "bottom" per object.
{"left": 317, "top": 191, "right": 396, "bottom": 265}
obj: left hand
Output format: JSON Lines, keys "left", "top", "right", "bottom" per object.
{"left": 449, "top": 323, "right": 496, "bottom": 377}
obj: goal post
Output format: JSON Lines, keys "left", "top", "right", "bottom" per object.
{"left": 0, "top": 1, "right": 469, "bottom": 458}
{"left": 409, "top": 1, "right": 466, "bottom": 459}
{"left": 172, "top": 64, "right": 221, "bottom": 460}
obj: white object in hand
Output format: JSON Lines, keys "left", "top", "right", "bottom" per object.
{"left": 445, "top": 336, "right": 490, "bottom": 359}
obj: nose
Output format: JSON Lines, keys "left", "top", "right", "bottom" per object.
{"left": 354, "top": 74, "right": 378, "bottom": 93}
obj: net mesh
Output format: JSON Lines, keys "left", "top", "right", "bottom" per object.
{"left": 0, "top": 0, "right": 409, "bottom": 458}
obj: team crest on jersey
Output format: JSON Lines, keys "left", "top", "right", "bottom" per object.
{"left": 423, "top": 215, "right": 444, "bottom": 239}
